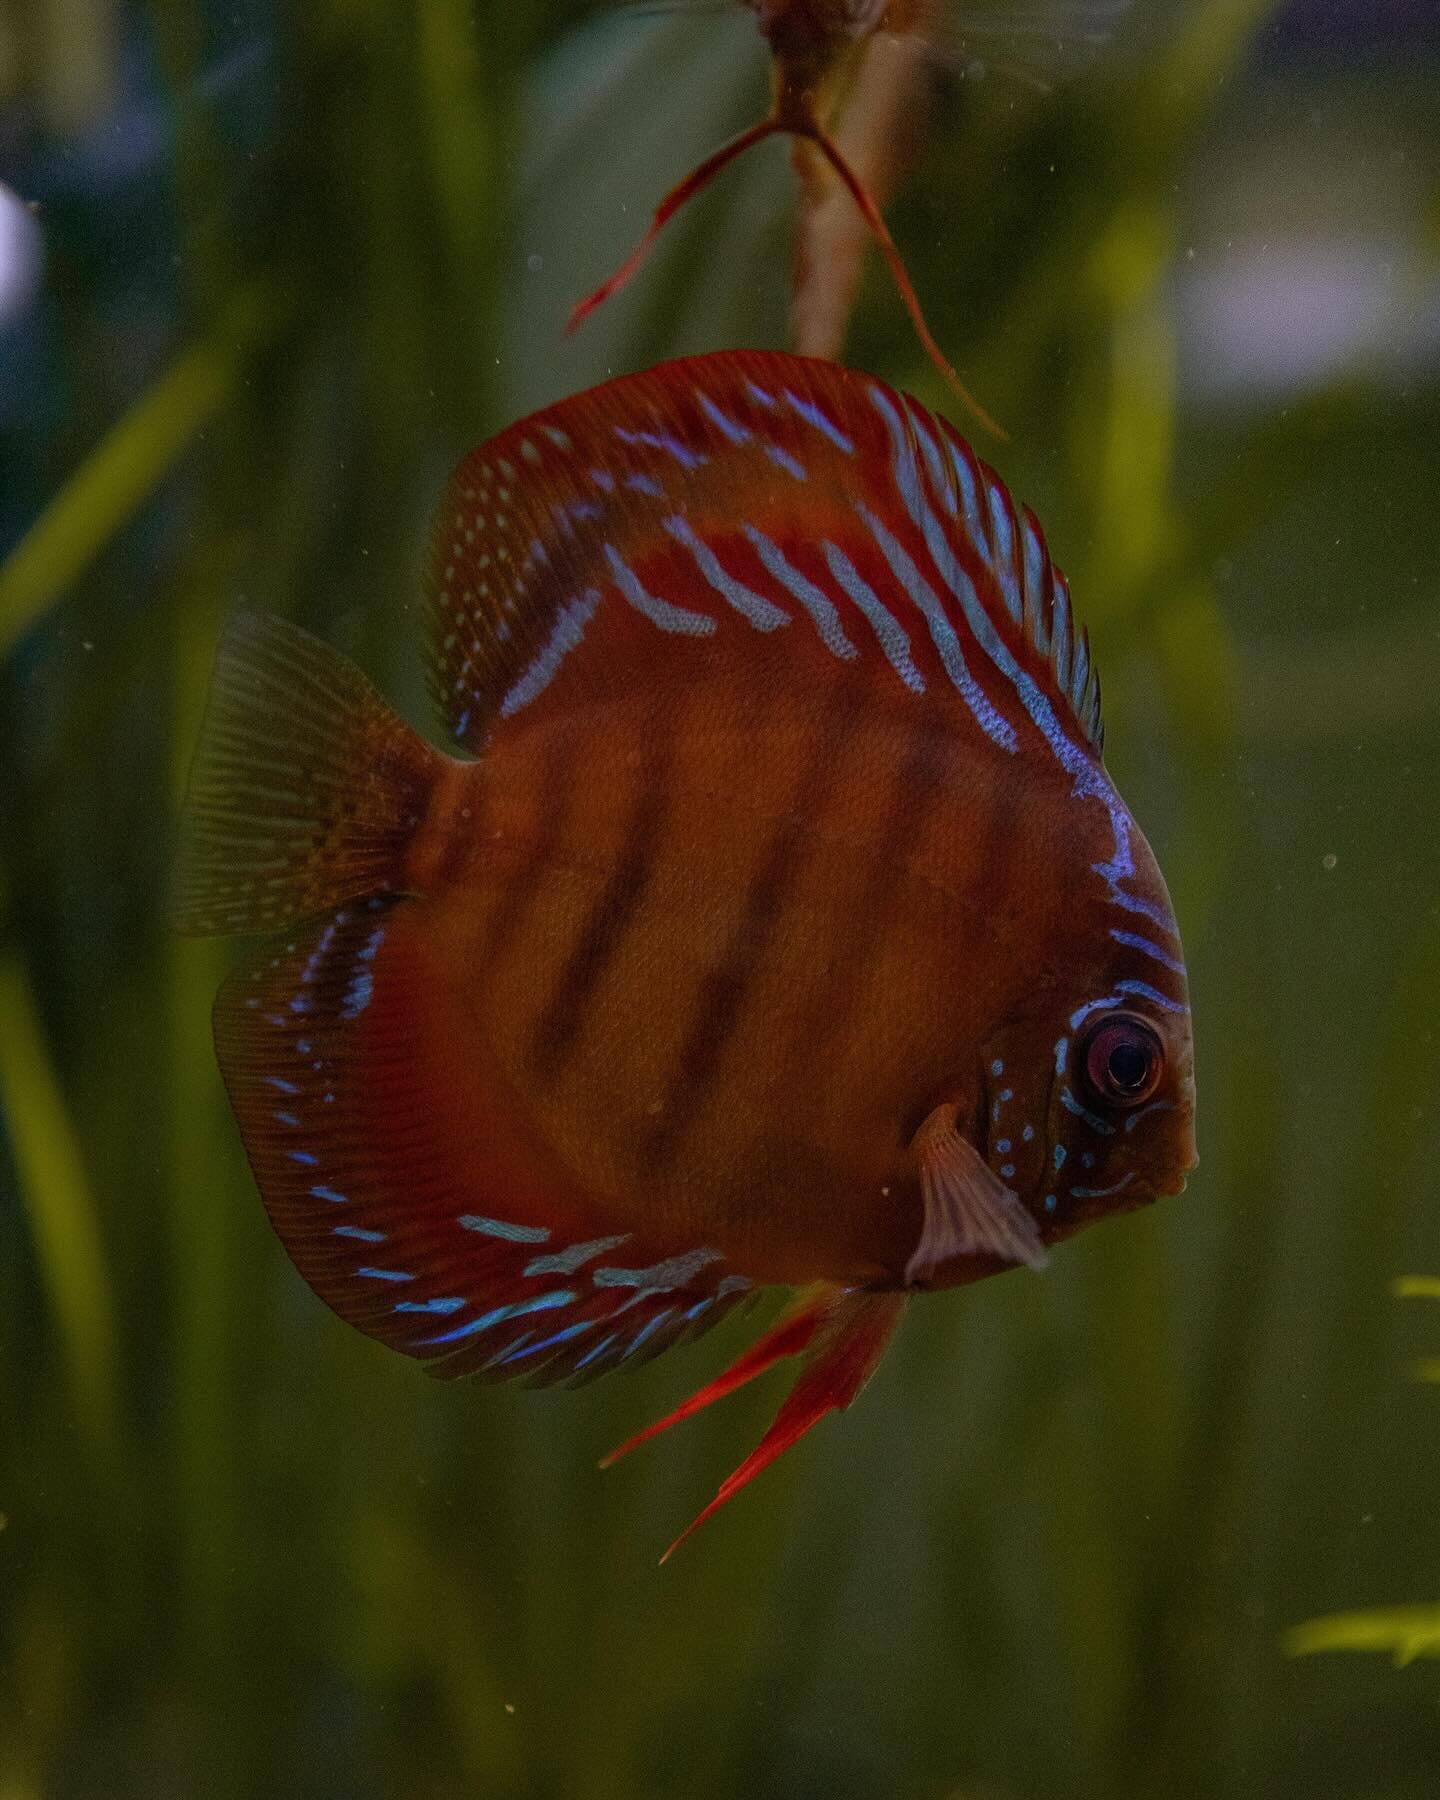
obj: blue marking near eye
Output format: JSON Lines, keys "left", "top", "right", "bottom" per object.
{"left": 1060, "top": 1089, "right": 1115, "bottom": 1135}
{"left": 333, "top": 1225, "right": 385, "bottom": 1243}
{"left": 1081, "top": 1152, "right": 1095, "bottom": 1169}
{"left": 458, "top": 1214, "right": 550, "bottom": 1244}
{"left": 1000, "top": 1088, "right": 1013, "bottom": 1103}
{"left": 266, "top": 1077, "right": 300, "bottom": 1095}
{"left": 311, "top": 1185, "right": 348, "bottom": 1204}
{"left": 996, "top": 1139, "right": 1012, "bottom": 1154}
{"left": 416, "top": 1288, "right": 577, "bottom": 1347}
{"left": 991, "top": 1059, "right": 1004, "bottom": 1077}
{"left": 590, "top": 466, "right": 616, "bottom": 490}
{"left": 394, "top": 1296, "right": 465, "bottom": 1315}
{"left": 358, "top": 1267, "right": 414, "bottom": 1283}
{"left": 624, "top": 473, "right": 664, "bottom": 498}
{"left": 1124, "top": 1099, "right": 1174, "bottom": 1133}
{"left": 1071, "top": 1174, "right": 1134, "bottom": 1200}
{"left": 1070, "top": 994, "right": 1123, "bottom": 1031}
{"left": 1116, "top": 979, "right": 1189, "bottom": 1015}
{"left": 682, "top": 1299, "right": 712, "bottom": 1322}
{"left": 296, "top": 1039, "right": 312, "bottom": 1056}
{"left": 1054, "top": 1037, "right": 1069, "bottom": 1074}
{"left": 1044, "top": 1194, "right": 1058, "bottom": 1213}
{"left": 274, "top": 1111, "right": 300, "bottom": 1127}
{"left": 1001, "top": 1164, "right": 1016, "bottom": 1179}
{"left": 288, "top": 1150, "right": 318, "bottom": 1166}
{"left": 1022, "top": 1125, "right": 1035, "bottom": 1142}
{"left": 624, "top": 1308, "right": 674, "bottom": 1359}
{"left": 1053, "top": 1145, "right": 1067, "bottom": 1170}
{"left": 745, "top": 380, "right": 777, "bottom": 409}
{"left": 289, "top": 996, "right": 310, "bottom": 1013}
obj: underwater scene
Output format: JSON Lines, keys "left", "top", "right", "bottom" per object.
{"left": 2, "top": 1, "right": 1439, "bottom": 1795}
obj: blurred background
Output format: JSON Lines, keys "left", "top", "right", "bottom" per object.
{"left": 2, "top": 1, "right": 1439, "bottom": 1794}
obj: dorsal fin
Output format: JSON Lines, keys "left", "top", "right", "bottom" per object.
{"left": 423, "top": 351, "right": 1103, "bottom": 762}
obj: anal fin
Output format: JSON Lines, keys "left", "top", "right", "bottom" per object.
{"left": 603, "top": 1283, "right": 906, "bottom": 1563}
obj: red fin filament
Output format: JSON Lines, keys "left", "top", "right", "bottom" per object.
{"left": 600, "top": 1281, "right": 832, "bottom": 1468}
{"left": 567, "top": 109, "right": 1003, "bottom": 439}
{"left": 603, "top": 1283, "right": 906, "bottom": 1562}
{"left": 658, "top": 1287, "right": 905, "bottom": 1562}
{"left": 567, "top": 119, "right": 784, "bottom": 335}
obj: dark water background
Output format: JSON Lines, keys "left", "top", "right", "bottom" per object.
{"left": 2, "top": 2, "right": 1438, "bottom": 1794}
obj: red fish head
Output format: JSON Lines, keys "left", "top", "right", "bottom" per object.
{"left": 975, "top": 862, "right": 1196, "bottom": 1250}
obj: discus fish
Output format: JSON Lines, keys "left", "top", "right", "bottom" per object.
{"left": 177, "top": 349, "right": 1196, "bottom": 1560}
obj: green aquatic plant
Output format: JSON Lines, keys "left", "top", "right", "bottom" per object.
{"left": 1286, "top": 1279, "right": 1440, "bottom": 1669}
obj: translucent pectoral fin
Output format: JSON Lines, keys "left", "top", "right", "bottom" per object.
{"left": 906, "top": 1104, "right": 1048, "bottom": 1284}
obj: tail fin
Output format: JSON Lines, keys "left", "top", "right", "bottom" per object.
{"left": 603, "top": 1283, "right": 906, "bottom": 1562}
{"left": 174, "top": 613, "right": 446, "bottom": 938}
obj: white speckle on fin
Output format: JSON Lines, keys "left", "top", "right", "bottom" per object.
{"left": 906, "top": 1105, "right": 1048, "bottom": 1284}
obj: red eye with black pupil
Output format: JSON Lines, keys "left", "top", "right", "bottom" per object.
{"left": 1080, "top": 1014, "right": 1164, "bottom": 1107}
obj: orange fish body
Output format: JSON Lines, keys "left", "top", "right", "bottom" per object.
{"left": 178, "top": 351, "right": 1195, "bottom": 1554}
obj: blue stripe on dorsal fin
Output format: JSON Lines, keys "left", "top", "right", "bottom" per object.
{"left": 896, "top": 392, "right": 1105, "bottom": 758}
{"left": 422, "top": 350, "right": 1103, "bottom": 760}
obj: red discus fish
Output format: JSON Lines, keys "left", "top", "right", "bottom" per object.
{"left": 177, "top": 349, "right": 1196, "bottom": 1560}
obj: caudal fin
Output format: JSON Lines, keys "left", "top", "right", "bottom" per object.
{"left": 174, "top": 613, "right": 446, "bottom": 938}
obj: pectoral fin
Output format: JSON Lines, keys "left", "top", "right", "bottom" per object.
{"left": 906, "top": 1104, "right": 1048, "bottom": 1285}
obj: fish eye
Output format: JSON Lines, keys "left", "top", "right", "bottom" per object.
{"left": 1079, "top": 1013, "right": 1164, "bottom": 1108}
